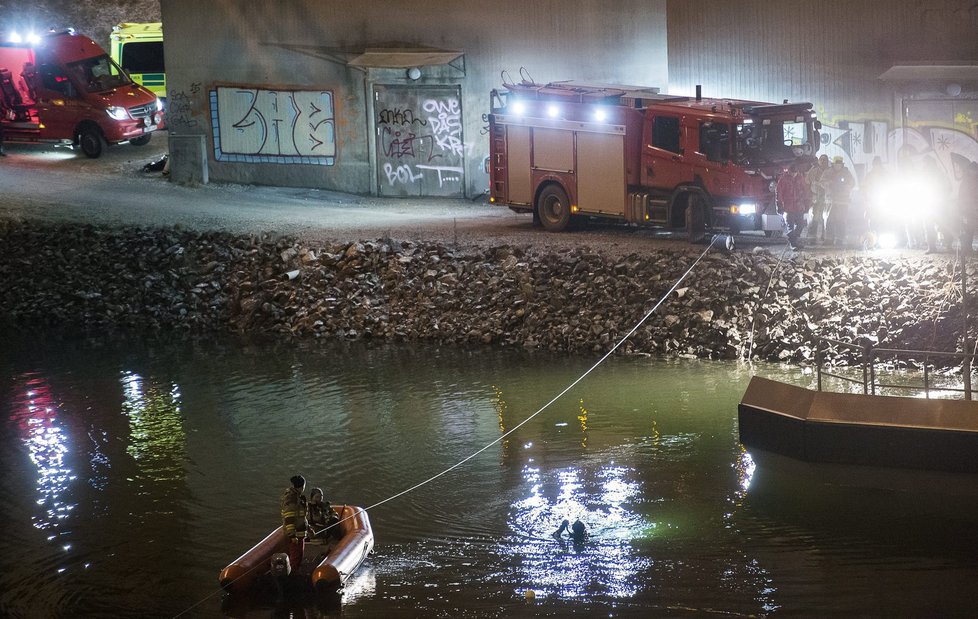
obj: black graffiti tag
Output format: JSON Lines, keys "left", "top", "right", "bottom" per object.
{"left": 378, "top": 107, "right": 428, "bottom": 127}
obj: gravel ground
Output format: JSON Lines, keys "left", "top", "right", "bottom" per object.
{"left": 0, "top": 140, "right": 804, "bottom": 258}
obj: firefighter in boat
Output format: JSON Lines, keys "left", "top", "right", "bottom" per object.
{"left": 307, "top": 487, "right": 342, "bottom": 542}
{"left": 281, "top": 474, "right": 308, "bottom": 569}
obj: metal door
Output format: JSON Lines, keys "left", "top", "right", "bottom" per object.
{"left": 374, "top": 84, "right": 465, "bottom": 197}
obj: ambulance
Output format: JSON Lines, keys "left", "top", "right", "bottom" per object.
{"left": 110, "top": 22, "right": 165, "bottom": 100}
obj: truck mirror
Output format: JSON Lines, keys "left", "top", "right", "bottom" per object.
{"left": 814, "top": 120, "right": 822, "bottom": 130}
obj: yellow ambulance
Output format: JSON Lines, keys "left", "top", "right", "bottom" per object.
{"left": 110, "top": 22, "right": 165, "bottom": 100}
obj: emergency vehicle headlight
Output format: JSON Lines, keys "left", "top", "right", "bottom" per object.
{"left": 594, "top": 108, "right": 607, "bottom": 122}
{"left": 733, "top": 203, "right": 757, "bottom": 215}
{"left": 511, "top": 101, "right": 526, "bottom": 116}
{"left": 106, "top": 106, "right": 130, "bottom": 120}
{"left": 547, "top": 105, "right": 560, "bottom": 118}
{"left": 155, "top": 98, "right": 164, "bottom": 112}
{"left": 26, "top": 32, "right": 41, "bottom": 44}
{"left": 9, "top": 32, "right": 22, "bottom": 43}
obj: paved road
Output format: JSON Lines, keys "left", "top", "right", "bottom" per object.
{"left": 0, "top": 140, "right": 793, "bottom": 255}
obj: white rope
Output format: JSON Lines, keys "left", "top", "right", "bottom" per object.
{"left": 745, "top": 242, "right": 790, "bottom": 361}
{"left": 359, "top": 235, "right": 721, "bottom": 513}
{"left": 176, "top": 235, "right": 720, "bottom": 617}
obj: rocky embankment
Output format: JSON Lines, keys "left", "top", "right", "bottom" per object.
{"left": 0, "top": 221, "right": 970, "bottom": 364}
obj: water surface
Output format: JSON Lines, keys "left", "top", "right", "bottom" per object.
{"left": 2, "top": 335, "right": 977, "bottom": 617}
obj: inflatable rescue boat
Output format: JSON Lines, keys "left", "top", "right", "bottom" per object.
{"left": 219, "top": 505, "right": 373, "bottom": 595}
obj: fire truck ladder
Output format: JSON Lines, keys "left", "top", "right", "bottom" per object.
{"left": 490, "top": 123, "right": 507, "bottom": 199}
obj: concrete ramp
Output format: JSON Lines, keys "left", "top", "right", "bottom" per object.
{"left": 738, "top": 376, "right": 978, "bottom": 473}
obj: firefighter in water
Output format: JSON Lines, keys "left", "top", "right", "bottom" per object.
{"left": 281, "top": 474, "right": 308, "bottom": 570}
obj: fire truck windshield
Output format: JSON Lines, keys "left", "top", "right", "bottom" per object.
{"left": 734, "top": 118, "right": 814, "bottom": 165}
{"left": 66, "top": 54, "right": 131, "bottom": 93}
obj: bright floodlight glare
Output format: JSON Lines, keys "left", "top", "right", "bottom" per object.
{"left": 27, "top": 32, "right": 41, "bottom": 44}
{"left": 878, "top": 233, "right": 898, "bottom": 249}
{"left": 9, "top": 31, "right": 22, "bottom": 43}
{"left": 738, "top": 203, "right": 757, "bottom": 215}
{"left": 511, "top": 101, "right": 526, "bottom": 116}
{"left": 594, "top": 108, "right": 607, "bottom": 122}
{"left": 547, "top": 104, "right": 559, "bottom": 118}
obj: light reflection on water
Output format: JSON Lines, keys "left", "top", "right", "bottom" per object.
{"left": 1, "top": 337, "right": 978, "bottom": 617}
{"left": 504, "top": 458, "right": 650, "bottom": 601}
{"left": 10, "top": 375, "right": 76, "bottom": 533}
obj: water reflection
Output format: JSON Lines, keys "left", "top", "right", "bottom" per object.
{"left": 503, "top": 459, "right": 650, "bottom": 601}
{"left": 120, "top": 371, "right": 187, "bottom": 482}
{"left": 10, "top": 374, "right": 76, "bottom": 533}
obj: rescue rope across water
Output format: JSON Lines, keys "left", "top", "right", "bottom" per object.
{"left": 745, "top": 242, "right": 791, "bottom": 361}
{"left": 174, "top": 234, "right": 721, "bottom": 618}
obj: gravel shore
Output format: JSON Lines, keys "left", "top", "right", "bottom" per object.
{"left": 0, "top": 220, "right": 970, "bottom": 366}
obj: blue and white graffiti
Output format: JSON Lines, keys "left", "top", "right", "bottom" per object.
{"left": 210, "top": 87, "right": 336, "bottom": 165}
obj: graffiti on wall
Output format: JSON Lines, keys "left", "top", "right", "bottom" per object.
{"left": 818, "top": 118, "right": 978, "bottom": 187}
{"left": 209, "top": 87, "right": 336, "bottom": 165}
{"left": 374, "top": 86, "right": 465, "bottom": 197}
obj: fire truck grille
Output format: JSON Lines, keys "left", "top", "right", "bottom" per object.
{"left": 128, "top": 103, "right": 156, "bottom": 120}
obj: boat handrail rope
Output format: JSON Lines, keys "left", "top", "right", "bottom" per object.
{"left": 174, "top": 236, "right": 722, "bottom": 619}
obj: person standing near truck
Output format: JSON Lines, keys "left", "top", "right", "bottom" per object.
{"left": 776, "top": 162, "right": 810, "bottom": 249}
{"left": 805, "top": 155, "right": 830, "bottom": 242}
{"left": 823, "top": 156, "right": 855, "bottom": 246}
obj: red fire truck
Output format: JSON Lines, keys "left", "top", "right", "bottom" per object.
{"left": 0, "top": 29, "right": 164, "bottom": 158}
{"left": 487, "top": 80, "right": 821, "bottom": 242}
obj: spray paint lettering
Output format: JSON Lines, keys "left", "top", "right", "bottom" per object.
{"left": 211, "top": 87, "right": 336, "bottom": 164}
{"left": 383, "top": 163, "right": 424, "bottom": 184}
{"left": 378, "top": 107, "right": 427, "bottom": 127}
{"left": 423, "top": 98, "right": 464, "bottom": 157}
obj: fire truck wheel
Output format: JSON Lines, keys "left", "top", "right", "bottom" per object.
{"left": 685, "top": 195, "right": 707, "bottom": 243}
{"left": 537, "top": 184, "right": 571, "bottom": 232}
{"left": 78, "top": 127, "right": 107, "bottom": 159}
{"left": 130, "top": 134, "right": 152, "bottom": 147}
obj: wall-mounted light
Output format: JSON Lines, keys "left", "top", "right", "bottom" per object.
{"left": 407, "top": 67, "right": 421, "bottom": 81}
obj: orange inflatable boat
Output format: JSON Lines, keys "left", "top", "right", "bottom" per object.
{"left": 219, "top": 505, "right": 373, "bottom": 595}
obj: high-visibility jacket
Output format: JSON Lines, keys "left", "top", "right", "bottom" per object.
{"left": 281, "top": 487, "right": 307, "bottom": 538}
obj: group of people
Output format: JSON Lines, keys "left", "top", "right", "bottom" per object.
{"left": 776, "top": 151, "right": 978, "bottom": 253}
{"left": 280, "top": 474, "right": 342, "bottom": 570}
{"left": 775, "top": 154, "right": 855, "bottom": 249}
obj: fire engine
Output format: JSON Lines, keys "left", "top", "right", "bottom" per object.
{"left": 0, "top": 29, "right": 164, "bottom": 158}
{"left": 487, "top": 80, "right": 821, "bottom": 242}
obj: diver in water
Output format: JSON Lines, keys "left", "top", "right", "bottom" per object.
{"left": 552, "top": 518, "right": 588, "bottom": 543}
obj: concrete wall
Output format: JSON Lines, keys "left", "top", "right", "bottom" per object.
{"left": 160, "top": 0, "right": 668, "bottom": 197}
{"left": 667, "top": 0, "right": 978, "bottom": 179}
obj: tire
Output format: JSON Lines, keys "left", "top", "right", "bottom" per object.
{"left": 78, "top": 127, "right": 107, "bottom": 159}
{"left": 685, "top": 194, "right": 707, "bottom": 243}
{"left": 130, "top": 134, "right": 152, "bottom": 147}
{"left": 537, "top": 184, "right": 571, "bottom": 232}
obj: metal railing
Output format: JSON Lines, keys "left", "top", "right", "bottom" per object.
{"left": 815, "top": 337, "right": 976, "bottom": 400}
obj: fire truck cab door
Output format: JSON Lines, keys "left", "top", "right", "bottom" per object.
{"left": 643, "top": 114, "right": 691, "bottom": 190}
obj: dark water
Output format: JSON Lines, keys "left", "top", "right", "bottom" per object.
{"left": 2, "top": 335, "right": 977, "bottom": 618}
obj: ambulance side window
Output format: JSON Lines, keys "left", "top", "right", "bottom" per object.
{"left": 38, "top": 64, "right": 74, "bottom": 97}
{"left": 651, "top": 116, "right": 681, "bottom": 154}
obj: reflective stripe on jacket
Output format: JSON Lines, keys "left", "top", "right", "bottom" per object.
{"left": 281, "top": 486, "right": 307, "bottom": 537}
